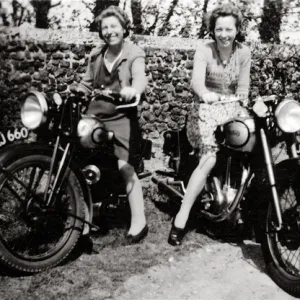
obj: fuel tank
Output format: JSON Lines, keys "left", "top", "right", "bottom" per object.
{"left": 215, "top": 116, "right": 257, "bottom": 152}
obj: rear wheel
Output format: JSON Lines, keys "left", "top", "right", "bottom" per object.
{"left": 0, "top": 154, "right": 85, "bottom": 273}
{"left": 261, "top": 168, "right": 300, "bottom": 297}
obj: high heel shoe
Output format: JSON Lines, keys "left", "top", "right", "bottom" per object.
{"left": 126, "top": 224, "right": 149, "bottom": 244}
{"left": 168, "top": 220, "right": 186, "bottom": 246}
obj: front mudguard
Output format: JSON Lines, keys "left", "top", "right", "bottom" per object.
{"left": 251, "top": 157, "right": 300, "bottom": 242}
{"left": 0, "top": 142, "right": 93, "bottom": 234}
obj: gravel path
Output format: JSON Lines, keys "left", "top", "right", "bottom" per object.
{"left": 113, "top": 242, "right": 297, "bottom": 300}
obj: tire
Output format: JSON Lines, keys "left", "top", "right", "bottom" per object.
{"left": 0, "top": 154, "right": 85, "bottom": 273}
{"left": 261, "top": 167, "right": 300, "bottom": 297}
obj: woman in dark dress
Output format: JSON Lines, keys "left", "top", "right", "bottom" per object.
{"left": 77, "top": 6, "right": 148, "bottom": 243}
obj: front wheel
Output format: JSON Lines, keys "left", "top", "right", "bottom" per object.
{"left": 261, "top": 167, "right": 300, "bottom": 297}
{"left": 0, "top": 154, "right": 85, "bottom": 273}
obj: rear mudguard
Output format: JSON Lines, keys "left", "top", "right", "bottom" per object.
{"left": 0, "top": 142, "right": 93, "bottom": 233}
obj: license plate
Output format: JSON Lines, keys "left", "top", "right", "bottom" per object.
{"left": 0, "top": 127, "right": 29, "bottom": 148}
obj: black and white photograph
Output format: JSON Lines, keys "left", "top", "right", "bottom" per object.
{"left": 0, "top": 0, "right": 300, "bottom": 299}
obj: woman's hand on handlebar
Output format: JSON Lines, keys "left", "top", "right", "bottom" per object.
{"left": 201, "top": 92, "right": 219, "bottom": 104}
{"left": 120, "top": 87, "right": 139, "bottom": 103}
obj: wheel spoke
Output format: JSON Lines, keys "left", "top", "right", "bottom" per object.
{"left": 0, "top": 161, "right": 78, "bottom": 260}
{"left": 2, "top": 167, "right": 45, "bottom": 205}
{"left": 266, "top": 171, "right": 300, "bottom": 277}
{"left": 26, "top": 166, "right": 38, "bottom": 199}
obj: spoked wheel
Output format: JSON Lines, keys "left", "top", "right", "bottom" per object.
{"left": 0, "top": 154, "right": 85, "bottom": 273}
{"left": 261, "top": 170, "right": 300, "bottom": 297}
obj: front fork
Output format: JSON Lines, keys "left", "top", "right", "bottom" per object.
{"left": 260, "top": 128, "right": 282, "bottom": 230}
{"left": 45, "top": 97, "right": 78, "bottom": 208}
{"left": 44, "top": 137, "right": 74, "bottom": 208}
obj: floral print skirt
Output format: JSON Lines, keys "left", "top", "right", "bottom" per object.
{"left": 186, "top": 101, "right": 247, "bottom": 157}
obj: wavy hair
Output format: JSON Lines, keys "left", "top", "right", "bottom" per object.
{"left": 95, "top": 5, "right": 131, "bottom": 39}
{"left": 207, "top": 3, "right": 244, "bottom": 42}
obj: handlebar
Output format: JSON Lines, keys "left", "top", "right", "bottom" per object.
{"left": 210, "top": 94, "right": 278, "bottom": 105}
{"left": 69, "top": 86, "right": 140, "bottom": 109}
{"left": 254, "top": 95, "right": 278, "bottom": 102}
{"left": 92, "top": 89, "right": 140, "bottom": 109}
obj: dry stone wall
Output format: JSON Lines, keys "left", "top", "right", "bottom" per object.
{"left": 1, "top": 26, "right": 300, "bottom": 141}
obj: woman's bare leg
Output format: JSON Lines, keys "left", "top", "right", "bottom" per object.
{"left": 118, "top": 160, "right": 146, "bottom": 235}
{"left": 174, "top": 153, "right": 216, "bottom": 229}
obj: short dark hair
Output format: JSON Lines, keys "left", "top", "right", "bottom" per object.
{"left": 207, "top": 3, "right": 244, "bottom": 42}
{"left": 95, "top": 5, "right": 131, "bottom": 39}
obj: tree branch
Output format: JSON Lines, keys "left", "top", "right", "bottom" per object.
{"left": 51, "top": 1, "right": 61, "bottom": 9}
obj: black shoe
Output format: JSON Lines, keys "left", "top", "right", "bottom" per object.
{"left": 168, "top": 221, "right": 186, "bottom": 246}
{"left": 126, "top": 224, "right": 149, "bottom": 244}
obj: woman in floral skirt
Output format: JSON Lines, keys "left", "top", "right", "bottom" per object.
{"left": 168, "top": 3, "right": 252, "bottom": 246}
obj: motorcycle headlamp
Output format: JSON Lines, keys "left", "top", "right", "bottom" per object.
{"left": 21, "top": 91, "right": 48, "bottom": 129}
{"left": 275, "top": 99, "right": 300, "bottom": 133}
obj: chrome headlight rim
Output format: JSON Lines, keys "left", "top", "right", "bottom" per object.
{"left": 275, "top": 99, "right": 300, "bottom": 133}
{"left": 21, "top": 91, "right": 48, "bottom": 130}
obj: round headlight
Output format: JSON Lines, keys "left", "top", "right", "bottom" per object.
{"left": 21, "top": 91, "right": 48, "bottom": 129}
{"left": 275, "top": 99, "right": 300, "bottom": 133}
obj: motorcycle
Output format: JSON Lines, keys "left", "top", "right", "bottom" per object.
{"left": 152, "top": 94, "right": 300, "bottom": 297}
{"left": 0, "top": 87, "right": 152, "bottom": 274}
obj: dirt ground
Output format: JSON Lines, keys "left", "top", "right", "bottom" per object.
{"left": 0, "top": 141, "right": 297, "bottom": 300}
{"left": 113, "top": 241, "right": 296, "bottom": 300}
{"left": 0, "top": 237, "right": 297, "bottom": 300}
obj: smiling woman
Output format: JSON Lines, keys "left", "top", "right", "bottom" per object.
{"left": 168, "top": 3, "right": 252, "bottom": 246}
{"left": 76, "top": 5, "right": 149, "bottom": 243}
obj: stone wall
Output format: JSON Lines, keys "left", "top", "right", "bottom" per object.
{"left": 1, "top": 25, "right": 300, "bottom": 141}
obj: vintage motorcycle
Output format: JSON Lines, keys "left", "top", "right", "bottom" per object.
{"left": 0, "top": 87, "right": 152, "bottom": 274}
{"left": 152, "top": 94, "right": 300, "bottom": 297}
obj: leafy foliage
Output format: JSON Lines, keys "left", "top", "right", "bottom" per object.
{"left": 0, "top": 0, "right": 300, "bottom": 43}
{"left": 30, "top": 0, "right": 61, "bottom": 28}
{"left": 258, "top": 0, "right": 283, "bottom": 44}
